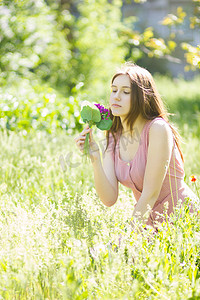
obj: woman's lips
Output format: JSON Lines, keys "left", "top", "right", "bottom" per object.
{"left": 112, "top": 104, "right": 121, "bottom": 107}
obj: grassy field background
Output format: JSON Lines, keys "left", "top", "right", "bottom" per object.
{"left": 0, "top": 76, "right": 200, "bottom": 299}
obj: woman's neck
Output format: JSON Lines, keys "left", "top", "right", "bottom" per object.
{"left": 121, "top": 115, "right": 147, "bottom": 137}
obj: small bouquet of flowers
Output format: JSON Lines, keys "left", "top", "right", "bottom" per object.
{"left": 80, "top": 101, "right": 113, "bottom": 156}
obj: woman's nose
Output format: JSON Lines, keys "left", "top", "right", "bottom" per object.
{"left": 114, "top": 91, "right": 120, "bottom": 100}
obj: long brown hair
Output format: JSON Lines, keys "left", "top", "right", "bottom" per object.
{"left": 106, "top": 62, "right": 184, "bottom": 162}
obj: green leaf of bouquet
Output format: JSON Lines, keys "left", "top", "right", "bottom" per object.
{"left": 91, "top": 107, "right": 101, "bottom": 123}
{"left": 81, "top": 105, "right": 92, "bottom": 122}
{"left": 96, "top": 118, "right": 113, "bottom": 130}
{"left": 81, "top": 101, "right": 101, "bottom": 123}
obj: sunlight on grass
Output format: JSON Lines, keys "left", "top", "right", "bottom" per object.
{"left": 0, "top": 120, "right": 199, "bottom": 298}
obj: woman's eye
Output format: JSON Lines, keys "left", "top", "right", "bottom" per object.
{"left": 112, "top": 90, "right": 117, "bottom": 93}
{"left": 124, "top": 91, "right": 130, "bottom": 94}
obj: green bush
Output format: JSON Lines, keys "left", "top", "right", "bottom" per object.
{"left": 0, "top": 77, "right": 82, "bottom": 134}
{"left": 0, "top": 0, "right": 72, "bottom": 90}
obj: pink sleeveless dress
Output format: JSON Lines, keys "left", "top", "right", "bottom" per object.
{"left": 107, "top": 117, "right": 198, "bottom": 226}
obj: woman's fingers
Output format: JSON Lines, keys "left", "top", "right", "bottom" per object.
{"left": 75, "top": 139, "right": 85, "bottom": 152}
{"left": 74, "top": 126, "right": 90, "bottom": 142}
{"left": 76, "top": 139, "right": 84, "bottom": 146}
{"left": 74, "top": 128, "right": 90, "bottom": 152}
{"left": 79, "top": 129, "right": 90, "bottom": 140}
{"left": 75, "top": 136, "right": 85, "bottom": 142}
{"left": 76, "top": 139, "right": 85, "bottom": 147}
{"left": 74, "top": 126, "right": 99, "bottom": 155}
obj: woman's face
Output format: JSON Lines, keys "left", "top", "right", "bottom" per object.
{"left": 110, "top": 74, "right": 131, "bottom": 119}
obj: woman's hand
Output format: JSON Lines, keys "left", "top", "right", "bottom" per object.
{"left": 74, "top": 125, "right": 100, "bottom": 162}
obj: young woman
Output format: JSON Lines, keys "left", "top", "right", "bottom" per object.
{"left": 75, "top": 62, "right": 198, "bottom": 227}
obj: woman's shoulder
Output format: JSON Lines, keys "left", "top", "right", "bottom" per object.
{"left": 145, "top": 117, "right": 173, "bottom": 145}
{"left": 150, "top": 120, "right": 172, "bottom": 140}
{"left": 149, "top": 117, "right": 171, "bottom": 132}
{"left": 146, "top": 117, "right": 170, "bottom": 133}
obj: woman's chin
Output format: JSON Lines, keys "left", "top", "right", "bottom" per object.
{"left": 110, "top": 110, "right": 121, "bottom": 117}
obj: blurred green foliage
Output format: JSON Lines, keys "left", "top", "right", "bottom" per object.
{"left": 0, "top": 77, "right": 82, "bottom": 134}
{"left": 0, "top": 0, "right": 130, "bottom": 134}
{"left": 160, "top": 3, "right": 200, "bottom": 70}
{"left": 0, "top": 0, "right": 131, "bottom": 94}
{"left": 0, "top": 0, "right": 199, "bottom": 133}
{"left": 155, "top": 75, "right": 200, "bottom": 137}
{"left": 0, "top": 0, "right": 72, "bottom": 89}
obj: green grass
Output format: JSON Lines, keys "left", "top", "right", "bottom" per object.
{"left": 0, "top": 127, "right": 199, "bottom": 299}
{"left": 155, "top": 75, "right": 200, "bottom": 136}
{"left": 0, "top": 75, "right": 200, "bottom": 299}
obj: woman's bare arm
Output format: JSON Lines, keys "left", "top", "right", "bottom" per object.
{"left": 75, "top": 125, "right": 118, "bottom": 207}
{"left": 92, "top": 150, "right": 118, "bottom": 207}
{"left": 132, "top": 121, "right": 174, "bottom": 222}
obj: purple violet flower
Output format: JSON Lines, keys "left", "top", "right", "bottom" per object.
{"left": 94, "top": 103, "right": 110, "bottom": 121}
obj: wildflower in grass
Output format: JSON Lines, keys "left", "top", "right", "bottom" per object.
{"left": 80, "top": 101, "right": 112, "bottom": 156}
{"left": 190, "top": 175, "right": 197, "bottom": 182}
{"left": 190, "top": 174, "right": 199, "bottom": 199}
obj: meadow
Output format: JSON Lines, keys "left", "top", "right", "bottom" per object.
{"left": 0, "top": 75, "right": 200, "bottom": 299}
